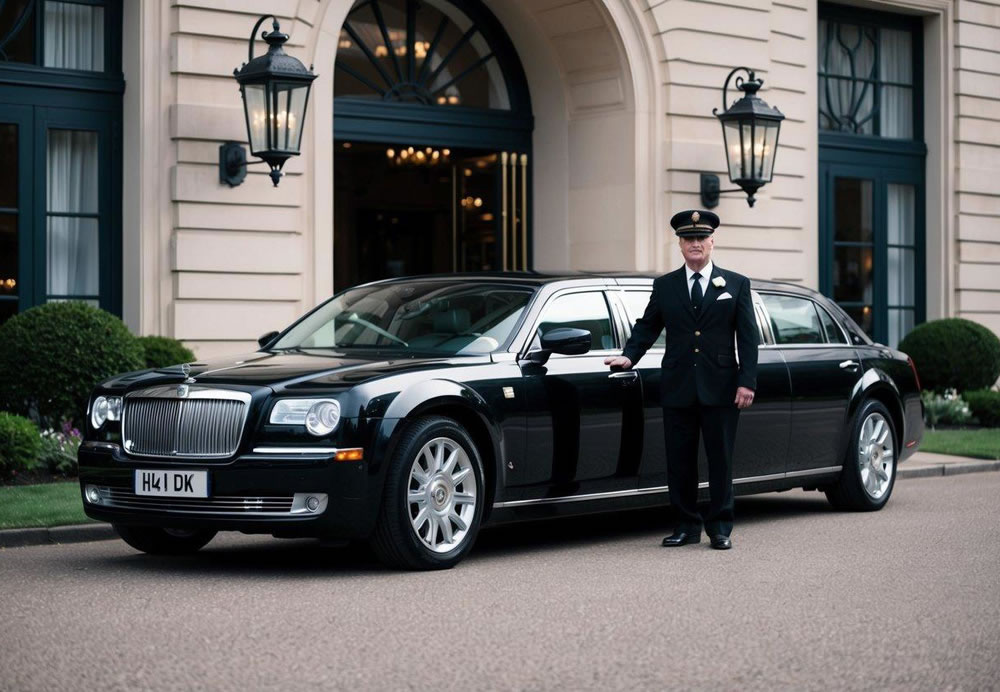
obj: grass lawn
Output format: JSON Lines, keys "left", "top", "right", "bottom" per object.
{"left": 920, "top": 428, "right": 1000, "bottom": 460}
{"left": 0, "top": 481, "right": 94, "bottom": 530}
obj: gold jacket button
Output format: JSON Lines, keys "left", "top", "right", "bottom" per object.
{"left": 694, "top": 348, "right": 700, "bottom": 353}
{"left": 695, "top": 330, "right": 701, "bottom": 336}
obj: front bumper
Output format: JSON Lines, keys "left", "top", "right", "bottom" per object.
{"left": 78, "top": 442, "right": 377, "bottom": 539}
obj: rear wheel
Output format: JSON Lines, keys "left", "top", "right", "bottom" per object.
{"left": 114, "top": 525, "right": 217, "bottom": 555}
{"left": 825, "top": 399, "right": 897, "bottom": 511}
{"left": 370, "top": 416, "right": 485, "bottom": 570}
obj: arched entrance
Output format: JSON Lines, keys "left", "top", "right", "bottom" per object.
{"left": 332, "top": 0, "right": 533, "bottom": 291}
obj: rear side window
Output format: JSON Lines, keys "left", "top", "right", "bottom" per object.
{"left": 534, "top": 291, "right": 616, "bottom": 351}
{"left": 816, "top": 304, "right": 848, "bottom": 344}
{"left": 760, "top": 294, "right": 825, "bottom": 345}
{"left": 621, "top": 291, "right": 665, "bottom": 349}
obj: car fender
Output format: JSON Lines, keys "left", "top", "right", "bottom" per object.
{"left": 367, "top": 378, "right": 505, "bottom": 517}
{"left": 840, "top": 367, "right": 905, "bottom": 464}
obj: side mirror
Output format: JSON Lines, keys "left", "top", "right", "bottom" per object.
{"left": 258, "top": 330, "right": 280, "bottom": 349}
{"left": 542, "top": 327, "right": 592, "bottom": 355}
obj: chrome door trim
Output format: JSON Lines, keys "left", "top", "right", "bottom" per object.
{"left": 492, "top": 465, "right": 843, "bottom": 508}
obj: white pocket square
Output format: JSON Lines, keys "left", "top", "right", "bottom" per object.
{"left": 716, "top": 292, "right": 733, "bottom": 301}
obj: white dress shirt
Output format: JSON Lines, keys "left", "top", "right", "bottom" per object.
{"left": 685, "top": 260, "right": 713, "bottom": 300}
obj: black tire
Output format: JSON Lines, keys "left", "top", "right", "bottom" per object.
{"left": 114, "top": 525, "right": 217, "bottom": 555}
{"left": 370, "top": 416, "right": 486, "bottom": 570}
{"left": 825, "top": 399, "right": 898, "bottom": 511}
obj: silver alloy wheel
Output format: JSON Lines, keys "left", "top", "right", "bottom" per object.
{"left": 407, "top": 436, "right": 478, "bottom": 554}
{"left": 858, "top": 412, "right": 894, "bottom": 500}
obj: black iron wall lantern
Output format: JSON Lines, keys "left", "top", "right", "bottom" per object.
{"left": 220, "top": 16, "right": 318, "bottom": 187}
{"left": 701, "top": 67, "right": 784, "bottom": 208}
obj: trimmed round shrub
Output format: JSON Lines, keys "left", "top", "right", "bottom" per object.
{"left": 0, "top": 302, "right": 145, "bottom": 427}
{"left": 139, "top": 335, "right": 195, "bottom": 369}
{"left": 964, "top": 389, "right": 1000, "bottom": 428}
{"left": 899, "top": 318, "right": 1000, "bottom": 393}
{"left": 0, "top": 412, "right": 41, "bottom": 481}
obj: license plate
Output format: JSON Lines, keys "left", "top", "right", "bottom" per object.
{"left": 134, "top": 470, "right": 209, "bottom": 498}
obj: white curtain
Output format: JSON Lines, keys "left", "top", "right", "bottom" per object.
{"left": 46, "top": 129, "right": 99, "bottom": 296}
{"left": 43, "top": 1, "right": 104, "bottom": 71}
{"left": 879, "top": 28, "right": 913, "bottom": 138}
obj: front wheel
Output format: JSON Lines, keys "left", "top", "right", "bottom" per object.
{"left": 825, "top": 399, "right": 897, "bottom": 511}
{"left": 114, "top": 525, "right": 217, "bottom": 555}
{"left": 370, "top": 416, "right": 485, "bottom": 570}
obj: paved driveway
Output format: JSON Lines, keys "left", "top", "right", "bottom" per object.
{"left": 2, "top": 472, "right": 998, "bottom": 691}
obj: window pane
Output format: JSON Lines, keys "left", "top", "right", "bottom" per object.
{"left": 622, "top": 291, "right": 665, "bottom": 348}
{"left": 880, "top": 86, "right": 913, "bottom": 139}
{"left": 887, "top": 308, "right": 914, "bottom": 349}
{"left": 834, "top": 246, "right": 874, "bottom": 304}
{"left": 47, "top": 216, "right": 98, "bottom": 295}
{"left": 817, "top": 304, "right": 848, "bottom": 344}
{"left": 887, "top": 248, "right": 915, "bottom": 305}
{"left": 760, "top": 294, "right": 825, "bottom": 345}
{"left": 47, "top": 129, "right": 98, "bottom": 214}
{"left": 43, "top": 1, "right": 104, "bottom": 71}
{"left": 0, "top": 0, "right": 36, "bottom": 64}
{"left": 834, "top": 178, "right": 874, "bottom": 243}
{"left": 880, "top": 28, "right": 912, "bottom": 84}
{"left": 537, "top": 292, "right": 615, "bottom": 351}
{"left": 0, "top": 299, "right": 16, "bottom": 325}
{"left": 0, "top": 214, "right": 17, "bottom": 297}
{"left": 819, "top": 75, "right": 876, "bottom": 135}
{"left": 0, "top": 123, "right": 16, "bottom": 208}
{"left": 887, "top": 183, "right": 915, "bottom": 245}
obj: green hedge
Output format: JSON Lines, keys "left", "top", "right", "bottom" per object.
{"left": 138, "top": 335, "right": 195, "bottom": 369}
{"left": 0, "top": 412, "right": 41, "bottom": 482}
{"left": 899, "top": 318, "right": 1000, "bottom": 393}
{"left": 965, "top": 389, "right": 1000, "bottom": 428}
{"left": 0, "top": 302, "right": 145, "bottom": 428}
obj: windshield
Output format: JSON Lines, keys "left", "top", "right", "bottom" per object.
{"left": 272, "top": 281, "right": 535, "bottom": 355}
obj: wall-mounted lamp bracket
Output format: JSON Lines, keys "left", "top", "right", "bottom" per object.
{"left": 219, "top": 141, "right": 248, "bottom": 187}
{"left": 699, "top": 173, "right": 750, "bottom": 208}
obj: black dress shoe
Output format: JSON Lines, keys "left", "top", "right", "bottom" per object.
{"left": 661, "top": 531, "right": 701, "bottom": 547}
{"left": 710, "top": 535, "right": 732, "bottom": 550}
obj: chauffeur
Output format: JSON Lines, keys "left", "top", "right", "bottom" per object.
{"left": 604, "top": 210, "right": 758, "bottom": 550}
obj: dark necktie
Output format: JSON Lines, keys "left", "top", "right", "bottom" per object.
{"left": 691, "top": 272, "right": 703, "bottom": 311}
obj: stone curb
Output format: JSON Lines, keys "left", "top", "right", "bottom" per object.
{"left": 0, "top": 523, "right": 115, "bottom": 549}
{"left": 1, "top": 459, "right": 998, "bottom": 549}
{"left": 898, "top": 459, "right": 1000, "bottom": 479}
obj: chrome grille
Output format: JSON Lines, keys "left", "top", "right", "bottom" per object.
{"left": 122, "top": 386, "right": 251, "bottom": 459}
{"left": 97, "top": 487, "right": 294, "bottom": 515}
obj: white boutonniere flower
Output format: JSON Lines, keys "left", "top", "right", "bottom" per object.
{"left": 712, "top": 276, "right": 726, "bottom": 288}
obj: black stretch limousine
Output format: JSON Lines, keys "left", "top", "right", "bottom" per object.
{"left": 79, "top": 273, "right": 923, "bottom": 569}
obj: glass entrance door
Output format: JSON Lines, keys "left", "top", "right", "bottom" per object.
{"left": 820, "top": 162, "right": 923, "bottom": 347}
{"left": 334, "top": 141, "right": 529, "bottom": 292}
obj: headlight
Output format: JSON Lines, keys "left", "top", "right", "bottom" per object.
{"left": 270, "top": 399, "right": 341, "bottom": 436}
{"left": 90, "top": 396, "right": 123, "bottom": 429}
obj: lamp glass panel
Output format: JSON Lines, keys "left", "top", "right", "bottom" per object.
{"left": 740, "top": 121, "right": 754, "bottom": 180}
{"left": 272, "top": 83, "right": 308, "bottom": 153}
{"left": 244, "top": 83, "right": 268, "bottom": 153}
{"left": 723, "top": 120, "right": 742, "bottom": 181}
{"left": 759, "top": 121, "right": 780, "bottom": 181}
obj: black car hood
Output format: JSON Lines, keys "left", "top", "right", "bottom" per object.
{"left": 145, "top": 350, "right": 473, "bottom": 388}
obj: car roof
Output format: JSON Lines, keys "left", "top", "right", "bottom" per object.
{"left": 369, "top": 270, "right": 817, "bottom": 295}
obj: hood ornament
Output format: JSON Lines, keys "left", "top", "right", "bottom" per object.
{"left": 181, "top": 363, "right": 196, "bottom": 384}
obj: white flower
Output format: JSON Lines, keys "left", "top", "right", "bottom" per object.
{"left": 711, "top": 276, "right": 726, "bottom": 288}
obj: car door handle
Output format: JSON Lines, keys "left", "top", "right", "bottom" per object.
{"left": 839, "top": 360, "right": 860, "bottom": 371}
{"left": 608, "top": 370, "right": 638, "bottom": 380}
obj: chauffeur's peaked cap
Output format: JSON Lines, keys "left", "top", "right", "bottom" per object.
{"left": 670, "top": 209, "right": 720, "bottom": 237}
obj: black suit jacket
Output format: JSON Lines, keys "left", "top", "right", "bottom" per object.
{"left": 622, "top": 264, "right": 759, "bottom": 407}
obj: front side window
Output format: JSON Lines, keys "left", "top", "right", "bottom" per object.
{"left": 760, "top": 294, "right": 826, "bottom": 345}
{"left": 620, "top": 291, "right": 665, "bottom": 349}
{"left": 274, "top": 281, "right": 534, "bottom": 355}
{"left": 532, "top": 291, "right": 615, "bottom": 352}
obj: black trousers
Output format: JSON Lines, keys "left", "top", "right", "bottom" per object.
{"left": 662, "top": 403, "right": 740, "bottom": 537}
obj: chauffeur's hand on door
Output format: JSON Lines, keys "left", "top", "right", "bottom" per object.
{"left": 604, "top": 355, "right": 633, "bottom": 369}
